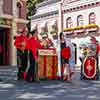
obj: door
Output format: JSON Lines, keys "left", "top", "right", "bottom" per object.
{"left": 0, "top": 28, "right": 10, "bottom": 65}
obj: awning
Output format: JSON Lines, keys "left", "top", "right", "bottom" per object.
{"left": 84, "top": 24, "right": 98, "bottom": 28}
{"left": 63, "top": 24, "right": 99, "bottom": 37}
{"left": 85, "top": 24, "right": 99, "bottom": 32}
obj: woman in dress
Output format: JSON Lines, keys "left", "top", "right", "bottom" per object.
{"left": 60, "top": 32, "right": 71, "bottom": 81}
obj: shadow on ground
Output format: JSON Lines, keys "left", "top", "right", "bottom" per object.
{"left": 0, "top": 69, "right": 100, "bottom": 100}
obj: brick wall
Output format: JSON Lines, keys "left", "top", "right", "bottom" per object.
{"left": 3, "top": 0, "right": 12, "bottom": 15}
{"left": 20, "top": 1, "right": 27, "bottom": 19}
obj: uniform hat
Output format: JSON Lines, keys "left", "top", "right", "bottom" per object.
{"left": 30, "top": 29, "right": 38, "bottom": 35}
{"left": 40, "top": 32, "right": 47, "bottom": 38}
{"left": 90, "top": 36, "right": 96, "bottom": 43}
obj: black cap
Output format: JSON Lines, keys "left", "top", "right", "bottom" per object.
{"left": 30, "top": 29, "right": 37, "bottom": 35}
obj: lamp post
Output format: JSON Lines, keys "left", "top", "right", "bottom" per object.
{"left": 57, "top": 0, "right": 65, "bottom": 78}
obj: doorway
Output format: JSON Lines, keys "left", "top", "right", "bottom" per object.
{"left": 0, "top": 28, "right": 10, "bottom": 65}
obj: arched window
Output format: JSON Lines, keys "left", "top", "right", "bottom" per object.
{"left": 39, "top": 22, "right": 48, "bottom": 33}
{"left": 51, "top": 20, "right": 58, "bottom": 32}
{"left": 17, "top": 2, "right": 22, "bottom": 18}
{"left": 66, "top": 17, "right": 73, "bottom": 28}
{"left": 45, "top": 22, "right": 48, "bottom": 32}
{"left": 77, "top": 15, "right": 84, "bottom": 26}
{"left": 89, "top": 12, "right": 96, "bottom": 24}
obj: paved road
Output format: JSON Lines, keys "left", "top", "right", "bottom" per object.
{"left": 0, "top": 66, "right": 100, "bottom": 100}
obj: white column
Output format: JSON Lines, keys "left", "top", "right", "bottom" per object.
{"left": 58, "top": 2, "right": 63, "bottom": 33}
{"left": 10, "top": 0, "right": 17, "bottom": 66}
{"left": 75, "top": 37, "right": 81, "bottom": 67}
{"left": 10, "top": 19, "right": 17, "bottom": 66}
{"left": 0, "top": 0, "right": 3, "bottom": 16}
{"left": 57, "top": 2, "right": 63, "bottom": 77}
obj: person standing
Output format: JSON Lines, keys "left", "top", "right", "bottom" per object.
{"left": 60, "top": 32, "right": 71, "bottom": 81}
{"left": 14, "top": 27, "right": 28, "bottom": 80}
{"left": 41, "top": 33, "right": 54, "bottom": 48}
{"left": 26, "top": 29, "right": 43, "bottom": 82}
{"left": 90, "top": 36, "right": 100, "bottom": 80}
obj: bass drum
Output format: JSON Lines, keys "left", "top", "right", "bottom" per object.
{"left": 83, "top": 57, "right": 97, "bottom": 79}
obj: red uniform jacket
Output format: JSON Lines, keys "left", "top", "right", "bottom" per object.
{"left": 28, "top": 36, "right": 43, "bottom": 60}
{"left": 14, "top": 34, "right": 28, "bottom": 50}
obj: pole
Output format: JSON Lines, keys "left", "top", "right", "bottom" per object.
{"left": 57, "top": 1, "right": 64, "bottom": 77}
{"left": 58, "top": 1, "right": 64, "bottom": 33}
{"left": 11, "top": 0, "right": 17, "bottom": 65}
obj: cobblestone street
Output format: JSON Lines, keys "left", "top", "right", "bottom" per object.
{"left": 0, "top": 66, "right": 100, "bottom": 100}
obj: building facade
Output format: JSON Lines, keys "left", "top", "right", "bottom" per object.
{"left": 0, "top": 0, "right": 28, "bottom": 66}
{"left": 63, "top": 0, "right": 100, "bottom": 66}
{"left": 31, "top": 0, "right": 100, "bottom": 66}
{"left": 31, "top": 0, "right": 59, "bottom": 39}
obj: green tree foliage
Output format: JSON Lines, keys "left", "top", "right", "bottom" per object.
{"left": 27, "top": 0, "right": 44, "bottom": 17}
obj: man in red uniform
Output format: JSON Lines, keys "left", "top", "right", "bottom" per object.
{"left": 90, "top": 36, "right": 100, "bottom": 80}
{"left": 90, "top": 36, "right": 99, "bottom": 53}
{"left": 40, "top": 32, "right": 53, "bottom": 48}
{"left": 26, "top": 29, "right": 43, "bottom": 82}
{"left": 14, "top": 27, "right": 28, "bottom": 80}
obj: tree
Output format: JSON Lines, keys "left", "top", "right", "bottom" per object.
{"left": 27, "top": 0, "right": 44, "bottom": 17}
{"left": 27, "top": 0, "right": 44, "bottom": 32}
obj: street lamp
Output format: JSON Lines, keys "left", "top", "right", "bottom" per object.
{"left": 57, "top": 0, "right": 65, "bottom": 77}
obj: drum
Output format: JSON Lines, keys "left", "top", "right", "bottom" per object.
{"left": 83, "top": 57, "right": 96, "bottom": 79}
{"left": 80, "top": 43, "right": 99, "bottom": 80}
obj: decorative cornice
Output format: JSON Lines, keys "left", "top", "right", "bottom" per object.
{"left": 0, "top": 14, "right": 13, "bottom": 19}
{"left": 36, "top": 0, "right": 60, "bottom": 8}
{"left": 32, "top": 1, "right": 100, "bottom": 21}
{"left": 14, "top": 18, "right": 29, "bottom": 24}
{"left": 63, "top": 2, "right": 100, "bottom": 13}
{"left": 31, "top": 10, "right": 58, "bottom": 20}
{"left": 0, "top": 24, "right": 11, "bottom": 28}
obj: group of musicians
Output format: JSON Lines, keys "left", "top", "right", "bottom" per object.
{"left": 14, "top": 27, "right": 44, "bottom": 82}
{"left": 14, "top": 28, "right": 76, "bottom": 82}
{"left": 14, "top": 26, "right": 100, "bottom": 82}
